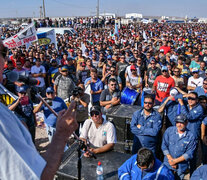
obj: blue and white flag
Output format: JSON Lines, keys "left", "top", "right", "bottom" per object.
{"left": 114, "top": 23, "right": 119, "bottom": 38}
{"left": 37, "top": 29, "right": 57, "bottom": 49}
{"left": 143, "top": 30, "right": 147, "bottom": 41}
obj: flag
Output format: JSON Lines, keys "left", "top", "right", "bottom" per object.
{"left": 37, "top": 29, "right": 57, "bottom": 49}
{"left": 3, "top": 23, "right": 37, "bottom": 49}
{"left": 143, "top": 30, "right": 147, "bottom": 41}
{"left": 114, "top": 23, "right": 119, "bottom": 38}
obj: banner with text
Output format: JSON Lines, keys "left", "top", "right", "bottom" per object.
{"left": 37, "top": 29, "right": 57, "bottom": 49}
{"left": 3, "top": 23, "right": 37, "bottom": 49}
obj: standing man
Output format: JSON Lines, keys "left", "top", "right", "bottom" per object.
{"left": 84, "top": 68, "right": 103, "bottom": 106}
{"left": 152, "top": 66, "right": 175, "bottom": 105}
{"left": 31, "top": 58, "right": 46, "bottom": 99}
{"left": 162, "top": 114, "right": 196, "bottom": 179}
{"left": 100, "top": 78, "right": 121, "bottom": 114}
{"left": 187, "top": 68, "right": 203, "bottom": 92}
{"left": 80, "top": 106, "right": 117, "bottom": 155}
{"left": 130, "top": 94, "right": 162, "bottom": 154}
{"left": 118, "top": 147, "right": 174, "bottom": 180}
{"left": 33, "top": 87, "right": 68, "bottom": 142}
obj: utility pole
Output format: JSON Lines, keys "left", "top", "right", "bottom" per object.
{"left": 96, "top": 0, "right": 99, "bottom": 17}
{"left": 40, "top": 6, "right": 43, "bottom": 19}
{"left": 43, "top": 0, "right": 46, "bottom": 18}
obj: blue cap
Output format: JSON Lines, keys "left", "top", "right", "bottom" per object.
{"left": 18, "top": 86, "right": 27, "bottom": 93}
{"left": 61, "top": 65, "right": 68, "bottom": 71}
{"left": 161, "top": 66, "right": 168, "bottom": 71}
{"left": 107, "top": 55, "right": 112, "bottom": 59}
{"left": 46, "top": 87, "right": 54, "bottom": 93}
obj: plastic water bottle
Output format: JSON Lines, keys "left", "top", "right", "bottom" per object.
{"left": 96, "top": 161, "right": 104, "bottom": 180}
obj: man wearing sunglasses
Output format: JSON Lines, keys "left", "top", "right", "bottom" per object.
{"left": 177, "top": 92, "right": 203, "bottom": 174}
{"left": 0, "top": 39, "right": 78, "bottom": 180}
{"left": 194, "top": 77, "right": 207, "bottom": 97}
{"left": 118, "top": 147, "right": 174, "bottom": 180}
{"left": 187, "top": 68, "right": 203, "bottom": 93}
{"left": 33, "top": 87, "right": 68, "bottom": 142}
{"left": 130, "top": 94, "right": 162, "bottom": 154}
{"left": 152, "top": 66, "right": 175, "bottom": 105}
{"left": 80, "top": 106, "right": 116, "bottom": 156}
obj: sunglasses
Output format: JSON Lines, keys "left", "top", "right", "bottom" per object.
{"left": 47, "top": 92, "right": 54, "bottom": 95}
{"left": 90, "top": 111, "right": 100, "bottom": 116}
{"left": 151, "top": 63, "right": 156, "bottom": 65}
{"left": 162, "top": 70, "right": 167, "bottom": 72}
{"left": 20, "top": 92, "right": 26, "bottom": 95}
{"left": 110, "top": 84, "right": 116, "bottom": 86}
{"left": 111, "top": 70, "right": 115, "bottom": 72}
{"left": 193, "top": 72, "right": 198, "bottom": 74}
{"left": 144, "top": 101, "right": 153, "bottom": 105}
{"left": 203, "top": 83, "right": 207, "bottom": 85}
{"left": 188, "top": 97, "right": 196, "bottom": 101}
{"left": 174, "top": 71, "right": 179, "bottom": 73}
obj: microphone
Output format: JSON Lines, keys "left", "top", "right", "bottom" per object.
{"left": 7, "top": 71, "right": 41, "bottom": 86}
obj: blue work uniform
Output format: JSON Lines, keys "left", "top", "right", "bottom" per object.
{"left": 191, "top": 164, "right": 207, "bottom": 180}
{"left": 180, "top": 103, "right": 203, "bottom": 140}
{"left": 194, "top": 86, "right": 207, "bottom": 97}
{"left": 118, "top": 154, "right": 174, "bottom": 180}
{"left": 162, "top": 126, "right": 196, "bottom": 177}
{"left": 130, "top": 109, "right": 162, "bottom": 154}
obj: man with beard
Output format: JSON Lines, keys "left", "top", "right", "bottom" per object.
{"left": 130, "top": 94, "right": 162, "bottom": 154}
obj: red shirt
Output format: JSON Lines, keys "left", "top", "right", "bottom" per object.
{"left": 153, "top": 75, "right": 175, "bottom": 102}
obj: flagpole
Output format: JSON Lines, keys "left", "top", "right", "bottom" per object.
{"left": 43, "top": 0, "right": 46, "bottom": 18}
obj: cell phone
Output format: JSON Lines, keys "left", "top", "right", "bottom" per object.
{"left": 20, "top": 96, "right": 29, "bottom": 105}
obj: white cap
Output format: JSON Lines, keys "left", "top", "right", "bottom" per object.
{"left": 170, "top": 88, "right": 178, "bottom": 97}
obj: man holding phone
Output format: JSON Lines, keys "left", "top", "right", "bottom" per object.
{"left": 9, "top": 85, "right": 36, "bottom": 142}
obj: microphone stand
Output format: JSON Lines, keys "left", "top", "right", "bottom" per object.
{"left": 36, "top": 93, "right": 96, "bottom": 180}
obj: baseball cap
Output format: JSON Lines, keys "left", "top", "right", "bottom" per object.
{"left": 160, "top": 49, "right": 164, "bottom": 53}
{"left": 175, "top": 114, "right": 187, "bottom": 123}
{"left": 90, "top": 106, "right": 101, "bottom": 115}
{"left": 18, "top": 86, "right": 27, "bottom": 93}
{"left": 46, "top": 87, "right": 54, "bottom": 93}
{"left": 61, "top": 66, "right": 68, "bottom": 71}
{"left": 130, "top": 65, "right": 137, "bottom": 70}
{"left": 129, "top": 57, "right": 136, "bottom": 62}
{"left": 170, "top": 88, "right": 178, "bottom": 97}
{"left": 69, "top": 49, "right": 74, "bottom": 52}
{"left": 80, "top": 62, "right": 86, "bottom": 67}
{"left": 161, "top": 66, "right": 168, "bottom": 71}
{"left": 192, "top": 68, "right": 199, "bottom": 73}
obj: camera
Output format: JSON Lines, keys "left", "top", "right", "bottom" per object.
{"left": 72, "top": 87, "right": 83, "bottom": 97}
{"left": 45, "top": 98, "right": 53, "bottom": 106}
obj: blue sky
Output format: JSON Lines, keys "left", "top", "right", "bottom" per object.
{"left": 0, "top": 0, "right": 206, "bottom": 18}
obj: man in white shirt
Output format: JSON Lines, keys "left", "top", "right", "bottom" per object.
{"left": 80, "top": 106, "right": 117, "bottom": 156}
{"left": 31, "top": 58, "right": 46, "bottom": 97}
{"left": 187, "top": 68, "right": 203, "bottom": 93}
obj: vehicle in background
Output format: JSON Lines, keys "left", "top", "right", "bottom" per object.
{"left": 37, "top": 27, "right": 77, "bottom": 36}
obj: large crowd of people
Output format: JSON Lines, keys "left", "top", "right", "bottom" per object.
{"left": 1, "top": 19, "right": 207, "bottom": 179}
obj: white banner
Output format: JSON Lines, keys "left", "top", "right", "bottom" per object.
{"left": 3, "top": 23, "right": 37, "bottom": 49}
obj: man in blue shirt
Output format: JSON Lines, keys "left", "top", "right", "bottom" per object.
{"left": 118, "top": 147, "right": 174, "bottom": 180}
{"left": 194, "top": 77, "right": 207, "bottom": 97}
{"left": 33, "top": 87, "right": 68, "bottom": 142}
{"left": 84, "top": 68, "right": 103, "bottom": 106}
{"left": 191, "top": 165, "right": 207, "bottom": 180}
{"left": 162, "top": 114, "right": 196, "bottom": 180}
{"left": 130, "top": 94, "right": 162, "bottom": 154}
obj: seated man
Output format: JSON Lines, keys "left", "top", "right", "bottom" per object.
{"left": 118, "top": 147, "right": 174, "bottom": 180}
{"left": 162, "top": 114, "right": 196, "bottom": 179}
{"left": 80, "top": 106, "right": 117, "bottom": 156}
{"left": 100, "top": 78, "right": 120, "bottom": 114}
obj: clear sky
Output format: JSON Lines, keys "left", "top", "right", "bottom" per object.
{"left": 0, "top": 0, "right": 206, "bottom": 18}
